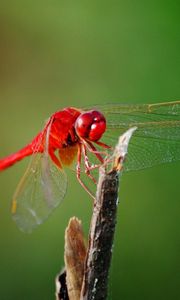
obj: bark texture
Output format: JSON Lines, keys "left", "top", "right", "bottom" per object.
{"left": 80, "top": 168, "right": 120, "bottom": 300}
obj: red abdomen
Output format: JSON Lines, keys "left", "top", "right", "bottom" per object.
{"left": 0, "top": 144, "right": 34, "bottom": 170}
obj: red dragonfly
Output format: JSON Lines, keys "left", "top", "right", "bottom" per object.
{"left": 0, "top": 101, "right": 180, "bottom": 232}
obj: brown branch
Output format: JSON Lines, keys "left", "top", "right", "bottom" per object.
{"left": 80, "top": 167, "right": 120, "bottom": 300}
{"left": 80, "top": 127, "right": 137, "bottom": 300}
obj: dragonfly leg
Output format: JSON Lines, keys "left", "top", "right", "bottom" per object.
{"left": 76, "top": 144, "right": 95, "bottom": 200}
{"left": 93, "top": 140, "right": 112, "bottom": 149}
{"left": 82, "top": 144, "right": 97, "bottom": 184}
{"left": 83, "top": 140, "right": 114, "bottom": 171}
{"left": 84, "top": 140, "right": 106, "bottom": 163}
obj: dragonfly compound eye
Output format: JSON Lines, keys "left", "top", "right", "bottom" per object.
{"left": 75, "top": 110, "right": 106, "bottom": 141}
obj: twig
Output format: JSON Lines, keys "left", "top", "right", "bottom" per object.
{"left": 80, "top": 167, "right": 120, "bottom": 300}
{"left": 80, "top": 126, "right": 137, "bottom": 300}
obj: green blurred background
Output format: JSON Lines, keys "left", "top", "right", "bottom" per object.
{"left": 0, "top": 1, "right": 180, "bottom": 299}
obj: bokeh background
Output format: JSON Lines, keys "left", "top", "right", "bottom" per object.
{"left": 0, "top": 1, "right": 180, "bottom": 299}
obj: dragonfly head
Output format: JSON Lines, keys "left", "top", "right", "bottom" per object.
{"left": 75, "top": 110, "right": 106, "bottom": 141}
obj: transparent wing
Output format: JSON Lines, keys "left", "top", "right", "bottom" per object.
{"left": 12, "top": 120, "right": 67, "bottom": 232}
{"left": 92, "top": 101, "right": 180, "bottom": 171}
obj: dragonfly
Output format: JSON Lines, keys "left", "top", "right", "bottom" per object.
{"left": 0, "top": 100, "right": 180, "bottom": 232}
